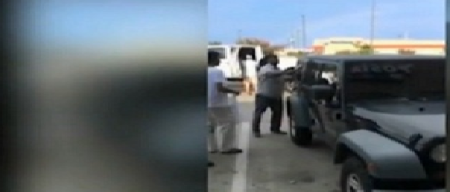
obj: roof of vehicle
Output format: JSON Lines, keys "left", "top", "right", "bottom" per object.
{"left": 208, "top": 44, "right": 261, "bottom": 48}
{"left": 305, "top": 54, "right": 445, "bottom": 61}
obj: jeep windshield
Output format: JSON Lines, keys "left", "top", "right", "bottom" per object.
{"left": 344, "top": 59, "right": 445, "bottom": 102}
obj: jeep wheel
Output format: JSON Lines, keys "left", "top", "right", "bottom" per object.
{"left": 288, "top": 113, "right": 312, "bottom": 147}
{"left": 340, "top": 157, "right": 373, "bottom": 192}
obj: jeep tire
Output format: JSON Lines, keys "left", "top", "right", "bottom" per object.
{"left": 288, "top": 113, "right": 313, "bottom": 147}
{"left": 340, "top": 157, "right": 374, "bottom": 192}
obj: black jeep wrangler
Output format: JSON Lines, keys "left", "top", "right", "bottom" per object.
{"left": 286, "top": 55, "right": 445, "bottom": 192}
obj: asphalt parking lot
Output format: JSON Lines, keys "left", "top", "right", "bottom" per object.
{"left": 208, "top": 96, "right": 341, "bottom": 192}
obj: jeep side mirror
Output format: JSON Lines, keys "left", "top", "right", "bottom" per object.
{"left": 309, "top": 85, "right": 333, "bottom": 100}
{"left": 283, "top": 68, "right": 296, "bottom": 81}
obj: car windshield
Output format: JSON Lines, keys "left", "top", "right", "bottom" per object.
{"left": 344, "top": 58, "right": 445, "bottom": 102}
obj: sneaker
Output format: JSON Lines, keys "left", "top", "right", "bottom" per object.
{"left": 221, "top": 148, "right": 243, "bottom": 155}
{"left": 271, "top": 130, "right": 287, "bottom": 135}
{"left": 209, "top": 150, "right": 218, "bottom": 153}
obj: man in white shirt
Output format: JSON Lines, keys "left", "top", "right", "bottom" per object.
{"left": 208, "top": 51, "right": 243, "bottom": 155}
{"left": 252, "top": 54, "right": 287, "bottom": 137}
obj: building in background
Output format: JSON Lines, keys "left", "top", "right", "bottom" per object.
{"left": 311, "top": 37, "right": 445, "bottom": 55}
{"left": 275, "top": 47, "right": 313, "bottom": 56}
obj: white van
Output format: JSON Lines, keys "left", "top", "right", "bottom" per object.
{"left": 208, "top": 44, "right": 264, "bottom": 79}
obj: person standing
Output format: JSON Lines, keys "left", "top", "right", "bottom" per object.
{"left": 256, "top": 57, "right": 267, "bottom": 72}
{"left": 243, "top": 55, "right": 258, "bottom": 95}
{"left": 250, "top": 57, "right": 267, "bottom": 95}
{"left": 207, "top": 51, "right": 243, "bottom": 154}
{"left": 251, "top": 54, "right": 287, "bottom": 137}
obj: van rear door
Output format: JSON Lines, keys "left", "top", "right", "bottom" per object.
{"left": 235, "top": 46, "right": 263, "bottom": 77}
{"left": 208, "top": 46, "right": 238, "bottom": 78}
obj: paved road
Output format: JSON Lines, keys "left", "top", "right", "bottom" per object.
{"left": 208, "top": 96, "right": 341, "bottom": 192}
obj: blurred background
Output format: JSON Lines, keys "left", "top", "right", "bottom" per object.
{"left": 9, "top": 1, "right": 207, "bottom": 192}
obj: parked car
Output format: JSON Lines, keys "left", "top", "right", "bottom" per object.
{"left": 286, "top": 55, "right": 445, "bottom": 192}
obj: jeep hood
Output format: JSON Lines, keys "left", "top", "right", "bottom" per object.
{"left": 351, "top": 101, "right": 445, "bottom": 141}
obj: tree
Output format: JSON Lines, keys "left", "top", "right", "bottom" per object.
{"left": 357, "top": 44, "right": 374, "bottom": 55}
{"left": 335, "top": 50, "right": 355, "bottom": 55}
{"left": 398, "top": 49, "right": 415, "bottom": 55}
{"left": 236, "top": 38, "right": 286, "bottom": 55}
{"left": 286, "top": 51, "right": 306, "bottom": 58}
{"left": 208, "top": 41, "right": 222, "bottom": 45}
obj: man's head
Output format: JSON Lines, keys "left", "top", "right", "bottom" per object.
{"left": 208, "top": 51, "right": 221, "bottom": 67}
{"left": 265, "top": 54, "right": 279, "bottom": 66}
{"left": 259, "top": 57, "right": 267, "bottom": 65}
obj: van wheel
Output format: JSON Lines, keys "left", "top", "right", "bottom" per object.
{"left": 289, "top": 114, "right": 312, "bottom": 147}
{"left": 340, "top": 157, "right": 374, "bottom": 192}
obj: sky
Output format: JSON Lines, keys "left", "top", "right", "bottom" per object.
{"left": 16, "top": 1, "right": 445, "bottom": 50}
{"left": 208, "top": 0, "right": 445, "bottom": 47}
{"left": 20, "top": 1, "right": 205, "bottom": 50}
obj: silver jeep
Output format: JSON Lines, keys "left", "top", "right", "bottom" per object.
{"left": 286, "top": 55, "right": 445, "bottom": 192}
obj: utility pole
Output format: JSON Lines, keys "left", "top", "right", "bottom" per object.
{"left": 289, "top": 31, "right": 295, "bottom": 48}
{"left": 289, "top": 36, "right": 295, "bottom": 48}
{"left": 237, "top": 29, "right": 242, "bottom": 43}
{"left": 301, "top": 15, "right": 307, "bottom": 48}
{"left": 370, "top": 0, "right": 375, "bottom": 47}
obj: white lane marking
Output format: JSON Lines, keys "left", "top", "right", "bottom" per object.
{"left": 230, "top": 122, "right": 251, "bottom": 192}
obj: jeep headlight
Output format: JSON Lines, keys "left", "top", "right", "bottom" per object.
{"left": 430, "top": 144, "right": 446, "bottom": 163}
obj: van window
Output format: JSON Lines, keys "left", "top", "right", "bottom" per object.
{"left": 208, "top": 48, "right": 226, "bottom": 59}
{"left": 237, "top": 47, "right": 257, "bottom": 60}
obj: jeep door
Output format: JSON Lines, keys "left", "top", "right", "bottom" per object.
{"left": 301, "top": 60, "right": 325, "bottom": 134}
{"left": 310, "top": 62, "right": 346, "bottom": 144}
{"left": 301, "top": 60, "right": 325, "bottom": 135}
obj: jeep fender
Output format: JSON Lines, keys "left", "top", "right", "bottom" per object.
{"left": 287, "top": 93, "right": 311, "bottom": 128}
{"left": 334, "top": 129, "right": 427, "bottom": 179}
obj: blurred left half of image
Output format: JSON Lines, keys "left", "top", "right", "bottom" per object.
{"left": 10, "top": 0, "right": 208, "bottom": 192}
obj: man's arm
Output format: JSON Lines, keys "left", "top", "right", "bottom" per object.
{"left": 214, "top": 70, "right": 240, "bottom": 94}
{"left": 217, "top": 82, "right": 240, "bottom": 94}
{"left": 259, "top": 66, "right": 284, "bottom": 78}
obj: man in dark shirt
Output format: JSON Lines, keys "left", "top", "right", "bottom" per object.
{"left": 252, "top": 54, "right": 287, "bottom": 137}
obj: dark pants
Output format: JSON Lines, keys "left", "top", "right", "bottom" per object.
{"left": 252, "top": 94, "right": 283, "bottom": 133}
